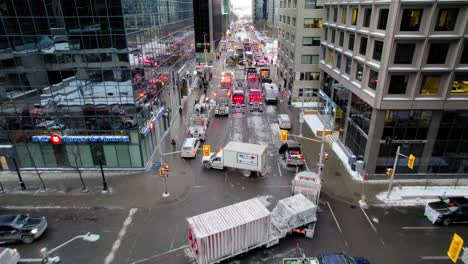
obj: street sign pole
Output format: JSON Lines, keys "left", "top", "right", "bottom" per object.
{"left": 163, "top": 173, "right": 170, "bottom": 198}
{"left": 386, "top": 145, "right": 400, "bottom": 199}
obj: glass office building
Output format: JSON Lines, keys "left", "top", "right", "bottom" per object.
{"left": 0, "top": 0, "right": 195, "bottom": 170}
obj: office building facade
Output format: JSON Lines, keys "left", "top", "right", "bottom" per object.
{"left": 0, "top": 0, "right": 195, "bottom": 170}
{"left": 320, "top": 0, "right": 468, "bottom": 179}
{"left": 277, "top": 0, "right": 324, "bottom": 99}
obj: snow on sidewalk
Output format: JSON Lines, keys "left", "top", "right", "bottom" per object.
{"left": 291, "top": 102, "right": 320, "bottom": 108}
{"left": 376, "top": 186, "right": 468, "bottom": 206}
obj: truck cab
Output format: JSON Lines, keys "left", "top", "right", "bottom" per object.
{"left": 202, "top": 152, "right": 223, "bottom": 170}
{"left": 188, "top": 116, "right": 207, "bottom": 141}
{"left": 249, "top": 89, "right": 263, "bottom": 112}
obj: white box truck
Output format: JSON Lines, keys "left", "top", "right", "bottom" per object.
{"left": 263, "top": 83, "right": 279, "bottom": 104}
{"left": 202, "top": 141, "right": 267, "bottom": 176}
{"left": 187, "top": 194, "right": 317, "bottom": 264}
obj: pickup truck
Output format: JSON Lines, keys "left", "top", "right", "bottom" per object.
{"left": 279, "top": 140, "right": 306, "bottom": 167}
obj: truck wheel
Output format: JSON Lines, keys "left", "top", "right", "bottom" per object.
{"left": 22, "top": 235, "right": 34, "bottom": 244}
{"left": 204, "top": 163, "right": 211, "bottom": 169}
{"left": 242, "top": 170, "right": 251, "bottom": 177}
{"left": 442, "top": 218, "right": 452, "bottom": 226}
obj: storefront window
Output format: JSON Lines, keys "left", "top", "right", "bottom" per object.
{"left": 382, "top": 110, "right": 432, "bottom": 140}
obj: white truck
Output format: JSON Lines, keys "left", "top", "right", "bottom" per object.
{"left": 263, "top": 83, "right": 279, "bottom": 104}
{"left": 187, "top": 194, "right": 317, "bottom": 264}
{"left": 202, "top": 141, "right": 267, "bottom": 176}
{"left": 187, "top": 115, "right": 208, "bottom": 141}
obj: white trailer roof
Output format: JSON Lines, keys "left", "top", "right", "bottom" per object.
{"left": 224, "top": 142, "right": 267, "bottom": 155}
{"left": 187, "top": 198, "right": 270, "bottom": 238}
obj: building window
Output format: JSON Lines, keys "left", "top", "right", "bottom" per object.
{"left": 304, "top": 18, "right": 322, "bottom": 28}
{"left": 351, "top": 8, "right": 358, "bottom": 25}
{"left": 339, "top": 31, "right": 344, "bottom": 46}
{"left": 420, "top": 75, "right": 441, "bottom": 95}
{"left": 359, "top": 37, "right": 367, "bottom": 55}
{"left": 288, "top": 0, "right": 291, "bottom": 8}
{"left": 368, "top": 69, "right": 379, "bottom": 90}
{"left": 292, "top": 17, "right": 296, "bottom": 27}
{"left": 336, "top": 53, "right": 342, "bottom": 69}
{"left": 287, "top": 16, "right": 291, "bottom": 25}
{"left": 451, "top": 74, "right": 468, "bottom": 95}
{"left": 345, "top": 56, "right": 352, "bottom": 74}
{"left": 324, "top": 27, "right": 328, "bottom": 40}
{"left": 293, "top": 0, "right": 296, "bottom": 8}
{"left": 333, "top": 7, "right": 338, "bottom": 22}
{"left": 372, "top": 40, "right": 384, "bottom": 61}
{"left": 400, "top": 9, "right": 423, "bottom": 31}
{"left": 394, "top": 43, "right": 415, "bottom": 64}
{"left": 355, "top": 62, "right": 363, "bottom": 81}
{"left": 348, "top": 33, "right": 355, "bottom": 50}
{"left": 328, "top": 49, "right": 334, "bottom": 64}
{"left": 303, "top": 37, "right": 321, "bottom": 46}
{"left": 290, "top": 51, "right": 295, "bottom": 58}
{"left": 326, "top": 7, "right": 330, "bottom": 19}
{"left": 341, "top": 8, "right": 347, "bottom": 24}
{"left": 461, "top": 41, "right": 468, "bottom": 64}
{"left": 301, "top": 55, "right": 319, "bottom": 64}
{"left": 427, "top": 43, "right": 449, "bottom": 64}
{"left": 305, "top": 0, "right": 322, "bottom": 9}
{"left": 291, "top": 34, "right": 295, "bottom": 43}
{"left": 388, "top": 75, "right": 409, "bottom": 94}
{"left": 435, "top": 8, "right": 458, "bottom": 31}
{"left": 331, "top": 29, "right": 335, "bottom": 43}
{"left": 300, "top": 72, "right": 320, "bottom": 80}
{"left": 363, "top": 8, "right": 372, "bottom": 27}
{"left": 377, "top": 9, "right": 389, "bottom": 30}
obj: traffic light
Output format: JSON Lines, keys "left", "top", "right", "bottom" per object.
{"left": 159, "top": 168, "right": 166, "bottom": 177}
{"left": 203, "top": 145, "right": 211, "bottom": 156}
{"left": 323, "top": 153, "right": 329, "bottom": 160}
{"left": 447, "top": 233, "right": 464, "bottom": 263}
{"left": 408, "top": 154, "right": 415, "bottom": 169}
{"left": 280, "top": 130, "right": 288, "bottom": 141}
{"left": 386, "top": 168, "right": 393, "bottom": 177}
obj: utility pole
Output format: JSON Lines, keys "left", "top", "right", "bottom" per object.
{"left": 386, "top": 145, "right": 400, "bottom": 199}
{"left": 299, "top": 94, "right": 304, "bottom": 137}
{"left": 317, "top": 99, "right": 329, "bottom": 179}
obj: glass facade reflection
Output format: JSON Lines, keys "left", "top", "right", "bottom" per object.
{"left": 0, "top": 0, "right": 194, "bottom": 170}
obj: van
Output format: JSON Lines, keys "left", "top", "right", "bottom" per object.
{"left": 181, "top": 138, "right": 200, "bottom": 158}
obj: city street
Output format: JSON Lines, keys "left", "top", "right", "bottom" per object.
{"left": 0, "top": 34, "right": 465, "bottom": 264}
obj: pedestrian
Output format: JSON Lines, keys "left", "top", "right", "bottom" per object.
{"left": 171, "top": 138, "right": 176, "bottom": 151}
{"left": 179, "top": 105, "right": 183, "bottom": 116}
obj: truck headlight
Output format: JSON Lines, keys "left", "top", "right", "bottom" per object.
{"left": 30, "top": 228, "right": 38, "bottom": 234}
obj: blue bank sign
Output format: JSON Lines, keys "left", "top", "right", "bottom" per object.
{"left": 32, "top": 135, "right": 130, "bottom": 143}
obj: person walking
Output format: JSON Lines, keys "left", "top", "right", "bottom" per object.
{"left": 171, "top": 138, "right": 177, "bottom": 151}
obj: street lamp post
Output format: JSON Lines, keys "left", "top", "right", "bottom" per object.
{"left": 95, "top": 150, "right": 108, "bottom": 192}
{"left": 19, "top": 232, "right": 100, "bottom": 264}
{"left": 7, "top": 154, "right": 26, "bottom": 191}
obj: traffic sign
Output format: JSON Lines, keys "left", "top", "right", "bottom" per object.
{"left": 50, "top": 133, "right": 62, "bottom": 145}
{"left": 408, "top": 154, "right": 415, "bottom": 169}
{"left": 153, "top": 162, "right": 162, "bottom": 168}
{"left": 448, "top": 233, "right": 464, "bottom": 263}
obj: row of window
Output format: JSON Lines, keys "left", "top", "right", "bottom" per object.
{"left": 324, "top": 47, "right": 468, "bottom": 96}
{"left": 279, "top": 16, "right": 322, "bottom": 29}
{"left": 324, "top": 26, "right": 468, "bottom": 66}
{"left": 279, "top": 0, "right": 323, "bottom": 9}
{"left": 327, "top": 5, "right": 460, "bottom": 33}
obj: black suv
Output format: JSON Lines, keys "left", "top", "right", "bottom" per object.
{"left": 425, "top": 197, "right": 468, "bottom": 226}
{"left": 0, "top": 215, "right": 48, "bottom": 243}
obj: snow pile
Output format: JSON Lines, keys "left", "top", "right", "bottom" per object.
{"left": 377, "top": 186, "right": 468, "bottom": 206}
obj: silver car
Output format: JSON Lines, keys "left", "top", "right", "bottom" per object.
{"left": 278, "top": 114, "right": 291, "bottom": 129}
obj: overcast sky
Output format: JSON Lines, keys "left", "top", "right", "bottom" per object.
{"left": 232, "top": 1, "right": 251, "bottom": 9}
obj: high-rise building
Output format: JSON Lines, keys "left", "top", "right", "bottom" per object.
{"left": 252, "top": 0, "right": 268, "bottom": 23}
{"left": 193, "top": 0, "right": 230, "bottom": 62}
{"left": 0, "top": 0, "right": 195, "bottom": 170}
{"left": 320, "top": 0, "right": 468, "bottom": 179}
{"left": 277, "top": 0, "right": 324, "bottom": 99}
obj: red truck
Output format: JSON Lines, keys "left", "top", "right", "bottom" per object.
{"left": 249, "top": 89, "right": 263, "bottom": 112}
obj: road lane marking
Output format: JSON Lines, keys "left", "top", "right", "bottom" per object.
{"left": 277, "top": 163, "right": 283, "bottom": 177}
{"left": 402, "top": 227, "right": 440, "bottom": 230}
{"left": 104, "top": 208, "right": 138, "bottom": 264}
{"left": 420, "top": 256, "right": 449, "bottom": 260}
{"left": 162, "top": 151, "right": 181, "bottom": 156}
{"left": 359, "top": 206, "right": 378, "bottom": 233}
{"left": 326, "top": 202, "right": 343, "bottom": 233}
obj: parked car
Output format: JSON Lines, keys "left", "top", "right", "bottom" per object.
{"left": 278, "top": 114, "right": 291, "bottom": 129}
{"left": 424, "top": 196, "right": 468, "bottom": 225}
{"left": 181, "top": 138, "right": 200, "bottom": 158}
{"left": 0, "top": 214, "right": 47, "bottom": 244}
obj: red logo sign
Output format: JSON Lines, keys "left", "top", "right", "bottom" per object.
{"left": 50, "top": 133, "right": 62, "bottom": 145}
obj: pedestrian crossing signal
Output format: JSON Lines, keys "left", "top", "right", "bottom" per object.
{"left": 159, "top": 168, "right": 166, "bottom": 177}
{"left": 386, "top": 168, "right": 393, "bottom": 177}
{"left": 447, "top": 233, "right": 463, "bottom": 263}
{"left": 280, "top": 130, "right": 288, "bottom": 142}
{"left": 203, "top": 145, "right": 211, "bottom": 156}
{"left": 408, "top": 154, "right": 415, "bottom": 169}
